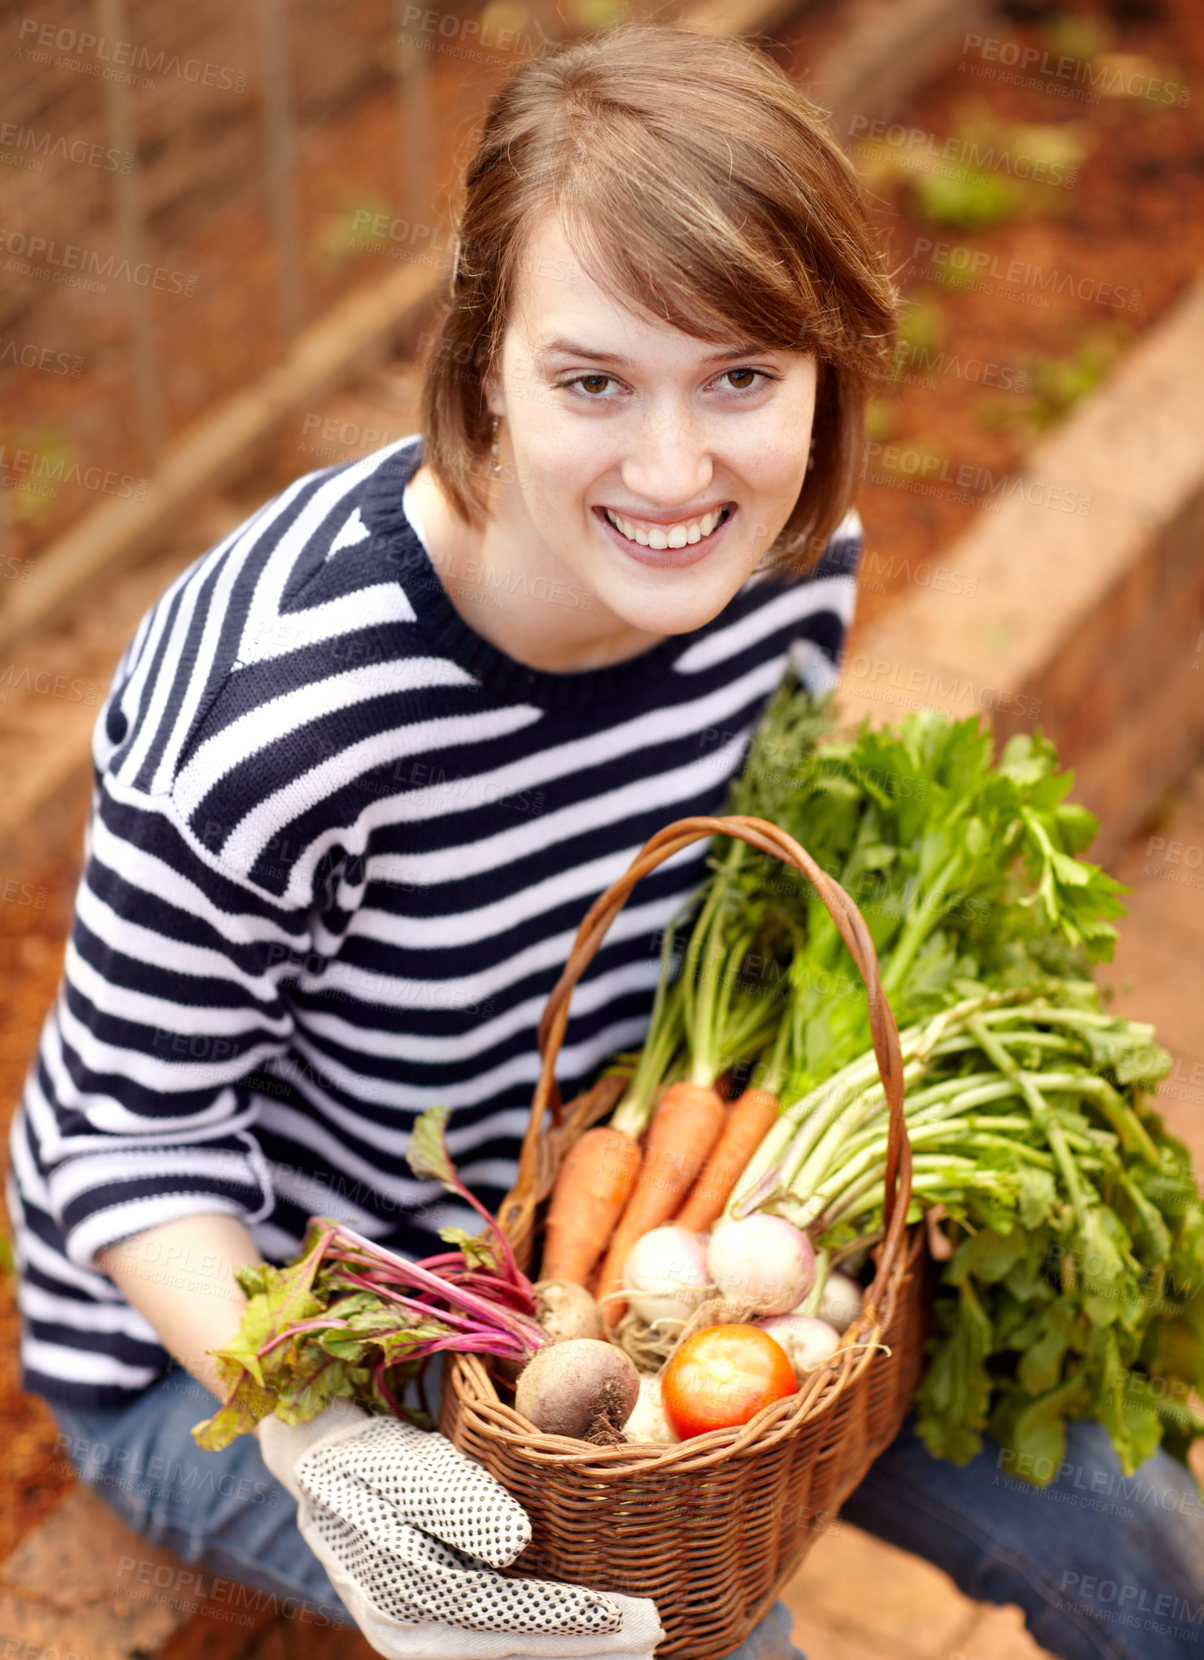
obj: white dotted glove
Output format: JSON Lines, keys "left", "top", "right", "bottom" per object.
{"left": 259, "top": 1398, "right": 665, "bottom": 1660}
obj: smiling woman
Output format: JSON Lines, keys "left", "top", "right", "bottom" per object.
{"left": 411, "top": 22, "right": 895, "bottom": 669}
{"left": 10, "top": 19, "right": 896, "bottom": 1660}
{"left": 408, "top": 213, "right": 826, "bottom": 666}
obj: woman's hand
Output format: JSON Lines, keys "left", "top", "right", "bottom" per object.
{"left": 259, "top": 1398, "right": 665, "bottom": 1658}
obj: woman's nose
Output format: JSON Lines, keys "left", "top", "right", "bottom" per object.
{"left": 619, "top": 412, "right": 715, "bottom": 509}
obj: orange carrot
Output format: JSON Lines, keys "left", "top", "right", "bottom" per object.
{"left": 594, "top": 1080, "right": 728, "bottom": 1328}
{"left": 673, "top": 1085, "right": 781, "bottom": 1232}
{"left": 540, "top": 1126, "right": 642, "bottom": 1285}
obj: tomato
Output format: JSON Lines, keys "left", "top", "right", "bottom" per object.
{"left": 661, "top": 1323, "right": 796, "bottom": 1440}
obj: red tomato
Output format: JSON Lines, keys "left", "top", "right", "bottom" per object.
{"left": 661, "top": 1323, "right": 796, "bottom": 1440}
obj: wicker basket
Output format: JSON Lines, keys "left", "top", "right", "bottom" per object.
{"left": 441, "top": 814, "right": 930, "bottom": 1657}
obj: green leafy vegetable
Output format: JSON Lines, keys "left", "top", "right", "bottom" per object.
{"left": 190, "top": 1109, "right": 548, "bottom": 1450}
{"left": 715, "top": 677, "right": 1204, "bottom": 1484}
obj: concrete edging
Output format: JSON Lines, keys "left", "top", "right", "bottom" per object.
{"left": 836, "top": 276, "right": 1204, "bottom": 863}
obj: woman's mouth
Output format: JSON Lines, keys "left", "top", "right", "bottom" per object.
{"left": 594, "top": 503, "right": 735, "bottom": 569}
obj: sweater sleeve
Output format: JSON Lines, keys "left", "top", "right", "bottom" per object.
{"left": 22, "top": 771, "right": 310, "bottom": 1274}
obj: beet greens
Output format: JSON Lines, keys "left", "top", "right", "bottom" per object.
{"left": 191, "top": 1104, "right": 546, "bottom": 1450}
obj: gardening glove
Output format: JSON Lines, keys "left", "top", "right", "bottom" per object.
{"left": 259, "top": 1397, "right": 665, "bottom": 1660}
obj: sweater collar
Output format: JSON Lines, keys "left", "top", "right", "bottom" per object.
{"left": 359, "top": 434, "right": 764, "bottom": 710}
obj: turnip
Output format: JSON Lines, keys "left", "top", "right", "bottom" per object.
{"left": 533, "top": 1279, "right": 604, "bottom": 1343}
{"left": 757, "top": 1314, "right": 841, "bottom": 1379}
{"left": 495, "top": 1282, "right": 604, "bottom": 1381}
{"left": 814, "top": 1270, "right": 863, "bottom": 1334}
{"left": 621, "top": 1225, "right": 711, "bottom": 1324}
{"left": 706, "top": 1215, "right": 815, "bottom": 1314}
{"left": 622, "top": 1373, "right": 680, "bottom": 1444}
{"left": 515, "top": 1338, "right": 640, "bottom": 1440}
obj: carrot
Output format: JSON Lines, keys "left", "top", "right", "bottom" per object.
{"left": 594, "top": 1080, "right": 728, "bottom": 1328}
{"left": 673, "top": 1084, "right": 781, "bottom": 1232}
{"left": 540, "top": 1126, "right": 642, "bottom": 1285}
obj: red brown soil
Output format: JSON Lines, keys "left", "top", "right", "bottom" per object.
{"left": 0, "top": 856, "right": 82, "bottom": 1561}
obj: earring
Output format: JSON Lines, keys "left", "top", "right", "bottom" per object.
{"left": 490, "top": 414, "right": 502, "bottom": 480}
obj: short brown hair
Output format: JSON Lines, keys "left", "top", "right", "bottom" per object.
{"left": 419, "top": 20, "right": 897, "bottom": 578}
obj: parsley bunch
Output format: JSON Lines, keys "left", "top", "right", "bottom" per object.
{"left": 716, "top": 678, "right": 1204, "bottom": 1481}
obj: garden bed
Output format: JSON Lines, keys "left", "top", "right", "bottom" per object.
{"left": 775, "top": 0, "right": 1204, "bottom": 633}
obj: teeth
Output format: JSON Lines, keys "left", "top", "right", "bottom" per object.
{"left": 604, "top": 506, "right": 727, "bottom": 549}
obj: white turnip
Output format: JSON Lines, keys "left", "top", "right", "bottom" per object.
{"left": 757, "top": 1314, "right": 841, "bottom": 1379}
{"left": 533, "top": 1279, "right": 604, "bottom": 1343}
{"left": 814, "top": 1270, "right": 863, "bottom": 1334}
{"left": 621, "top": 1225, "right": 711, "bottom": 1324}
{"left": 707, "top": 1215, "right": 815, "bottom": 1314}
{"left": 622, "top": 1373, "right": 680, "bottom": 1444}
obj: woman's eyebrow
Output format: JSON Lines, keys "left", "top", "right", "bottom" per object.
{"left": 534, "top": 337, "right": 769, "bottom": 369}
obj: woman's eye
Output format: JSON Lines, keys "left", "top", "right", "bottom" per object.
{"left": 557, "top": 367, "right": 776, "bottom": 400}
{"left": 569, "top": 374, "right": 614, "bottom": 397}
{"left": 728, "top": 367, "right": 782, "bottom": 395}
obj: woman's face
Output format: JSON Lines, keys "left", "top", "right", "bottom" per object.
{"left": 483, "top": 215, "right": 819, "bottom": 642}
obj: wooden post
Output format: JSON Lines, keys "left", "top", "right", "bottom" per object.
{"left": 396, "top": 0, "right": 433, "bottom": 246}
{"left": 94, "top": 0, "right": 163, "bottom": 459}
{"left": 526, "top": 0, "right": 571, "bottom": 51}
{"left": 257, "top": 0, "right": 305, "bottom": 338}
{"left": 0, "top": 480, "right": 12, "bottom": 569}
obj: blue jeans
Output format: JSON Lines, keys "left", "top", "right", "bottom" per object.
{"left": 48, "top": 1356, "right": 1204, "bottom": 1660}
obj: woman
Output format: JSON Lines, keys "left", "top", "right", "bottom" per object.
{"left": 10, "top": 21, "right": 1202, "bottom": 1660}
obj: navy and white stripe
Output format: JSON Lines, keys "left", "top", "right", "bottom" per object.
{"left": 7, "top": 433, "right": 862, "bottom": 1410}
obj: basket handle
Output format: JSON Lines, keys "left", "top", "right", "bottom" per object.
{"left": 516, "top": 814, "right": 913, "bottom": 1318}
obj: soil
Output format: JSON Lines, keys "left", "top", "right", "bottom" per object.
{"left": 3, "top": 0, "right": 1204, "bottom": 1566}
{"left": 0, "top": 858, "right": 82, "bottom": 1562}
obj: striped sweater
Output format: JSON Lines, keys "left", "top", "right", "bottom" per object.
{"left": 7, "top": 433, "right": 862, "bottom": 1411}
